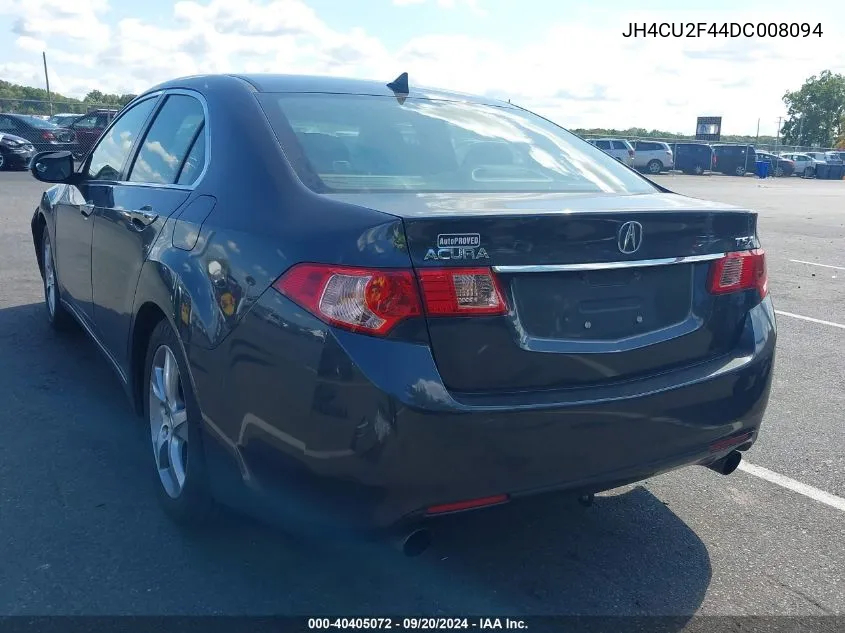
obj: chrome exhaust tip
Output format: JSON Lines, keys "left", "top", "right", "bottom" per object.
{"left": 394, "top": 527, "right": 432, "bottom": 557}
{"left": 704, "top": 450, "right": 742, "bottom": 476}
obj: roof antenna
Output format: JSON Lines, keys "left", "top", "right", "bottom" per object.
{"left": 387, "top": 72, "right": 409, "bottom": 104}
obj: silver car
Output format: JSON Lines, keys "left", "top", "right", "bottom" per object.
{"left": 589, "top": 138, "right": 635, "bottom": 167}
{"left": 632, "top": 140, "right": 674, "bottom": 174}
{"left": 780, "top": 152, "right": 824, "bottom": 177}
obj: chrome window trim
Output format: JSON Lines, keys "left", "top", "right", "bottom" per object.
{"left": 492, "top": 252, "right": 725, "bottom": 273}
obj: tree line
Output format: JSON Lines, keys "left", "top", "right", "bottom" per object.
{"left": 0, "top": 79, "right": 136, "bottom": 115}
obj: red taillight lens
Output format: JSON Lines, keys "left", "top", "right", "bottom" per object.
{"left": 274, "top": 264, "right": 507, "bottom": 336}
{"left": 707, "top": 249, "right": 767, "bottom": 298}
{"left": 274, "top": 264, "right": 421, "bottom": 335}
{"left": 41, "top": 131, "right": 55, "bottom": 140}
{"left": 417, "top": 267, "right": 507, "bottom": 316}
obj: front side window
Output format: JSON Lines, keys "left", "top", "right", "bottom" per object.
{"left": 129, "top": 94, "right": 205, "bottom": 185}
{"left": 87, "top": 97, "right": 158, "bottom": 181}
{"left": 594, "top": 140, "right": 611, "bottom": 149}
{"left": 258, "top": 94, "right": 657, "bottom": 195}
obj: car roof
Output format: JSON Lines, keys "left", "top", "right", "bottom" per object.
{"left": 144, "top": 73, "right": 508, "bottom": 106}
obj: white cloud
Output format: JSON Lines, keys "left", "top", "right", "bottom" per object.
{"left": 393, "top": 0, "right": 486, "bottom": 15}
{"left": 1, "top": 0, "right": 843, "bottom": 136}
{"left": 14, "top": 35, "right": 45, "bottom": 52}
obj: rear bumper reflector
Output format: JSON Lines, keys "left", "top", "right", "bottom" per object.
{"left": 425, "top": 494, "right": 509, "bottom": 515}
{"left": 709, "top": 431, "right": 753, "bottom": 453}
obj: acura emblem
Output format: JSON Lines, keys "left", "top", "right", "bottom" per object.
{"left": 617, "top": 221, "right": 643, "bottom": 254}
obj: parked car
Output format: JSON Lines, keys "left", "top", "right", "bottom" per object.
{"left": 589, "top": 138, "right": 635, "bottom": 166}
{"left": 27, "top": 74, "right": 775, "bottom": 544}
{"left": 713, "top": 144, "right": 756, "bottom": 176}
{"left": 671, "top": 142, "right": 714, "bottom": 175}
{"left": 631, "top": 140, "right": 673, "bottom": 174}
{"left": 0, "top": 113, "right": 76, "bottom": 153}
{"left": 754, "top": 150, "right": 794, "bottom": 177}
{"left": 67, "top": 108, "right": 119, "bottom": 159}
{"left": 823, "top": 151, "right": 845, "bottom": 164}
{"left": 804, "top": 151, "right": 828, "bottom": 163}
{"left": 48, "top": 113, "right": 83, "bottom": 127}
{"left": 779, "top": 152, "right": 822, "bottom": 177}
{"left": 0, "top": 131, "right": 36, "bottom": 170}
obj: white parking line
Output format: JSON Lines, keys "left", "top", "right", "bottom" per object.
{"left": 789, "top": 259, "right": 845, "bottom": 271}
{"left": 738, "top": 461, "right": 845, "bottom": 512}
{"left": 775, "top": 310, "right": 845, "bottom": 330}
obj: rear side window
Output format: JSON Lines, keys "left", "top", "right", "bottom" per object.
{"left": 594, "top": 140, "right": 611, "bottom": 149}
{"left": 176, "top": 126, "right": 206, "bottom": 185}
{"left": 259, "top": 93, "right": 656, "bottom": 195}
{"left": 129, "top": 94, "right": 205, "bottom": 185}
{"left": 73, "top": 115, "right": 99, "bottom": 129}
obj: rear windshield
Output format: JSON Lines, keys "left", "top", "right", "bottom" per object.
{"left": 257, "top": 93, "right": 657, "bottom": 195}
{"left": 20, "top": 116, "right": 60, "bottom": 129}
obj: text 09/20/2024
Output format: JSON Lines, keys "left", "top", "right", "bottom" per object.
{"left": 622, "top": 22, "right": 823, "bottom": 38}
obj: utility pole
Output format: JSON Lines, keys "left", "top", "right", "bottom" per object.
{"left": 776, "top": 116, "right": 782, "bottom": 153}
{"left": 42, "top": 51, "right": 53, "bottom": 116}
{"left": 798, "top": 117, "right": 804, "bottom": 148}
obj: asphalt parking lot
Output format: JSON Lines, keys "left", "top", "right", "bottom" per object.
{"left": 0, "top": 170, "right": 843, "bottom": 621}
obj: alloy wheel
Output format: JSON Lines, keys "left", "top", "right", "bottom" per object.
{"left": 148, "top": 345, "right": 189, "bottom": 499}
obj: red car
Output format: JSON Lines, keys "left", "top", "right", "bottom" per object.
{"left": 68, "top": 108, "right": 119, "bottom": 158}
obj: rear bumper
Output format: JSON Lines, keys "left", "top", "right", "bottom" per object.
{"left": 200, "top": 296, "right": 776, "bottom": 530}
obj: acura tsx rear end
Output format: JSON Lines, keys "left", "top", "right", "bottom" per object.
{"left": 29, "top": 74, "right": 776, "bottom": 538}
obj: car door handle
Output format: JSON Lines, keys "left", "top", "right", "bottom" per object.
{"left": 120, "top": 206, "right": 159, "bottom": 229}
{"left": 80, "top": 203, "right": 95, "bottom": 217}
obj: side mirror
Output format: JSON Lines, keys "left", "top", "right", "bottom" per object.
{"left": 30, "top": 151, "right": 75, "bottom": 183}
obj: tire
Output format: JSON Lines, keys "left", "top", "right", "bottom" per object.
{"left": 775, "top": 166, "right": 784, "bottom": 177}
{"left": 693, "top": 164, "right": 704, "bottom": 175}
{"left": 646, "top": 159, "right": 663, "bottom": 174}
{"left": 805, "top": 167, "right": 815, "bottom": 179}
{"left": 735, "top": 165, "right": 745, "bottom": 176}
{"left": 41, "top": 231, "right": 74, "bottom": 331}
{"left": 0, "top": 152, "right": 6, "bottom": 171}
{"left": 143, "top": 319, "right": 215, "bottom": 525}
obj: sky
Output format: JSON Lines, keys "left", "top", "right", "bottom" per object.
{"left": 1, "top": 0, "right": 844, "bottom": 136}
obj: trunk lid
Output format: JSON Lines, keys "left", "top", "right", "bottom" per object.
{"left": 327, "top": 191, "right": 760, "bottom": 392}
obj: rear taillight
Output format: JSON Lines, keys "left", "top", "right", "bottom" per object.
{"left": 274, "top": 264, "right": 507, "bottom": 336}
{"left": 416, "top": 267, "right": 507, "bottom": 316}
{"left": 41, "top": 131, "right": 55, "bottom": 140}
{"left": 707, "top": 249, "right": 767, "bottom": 298}
{"left": 274, "top": 264, "right": 421, "bottom": 335}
